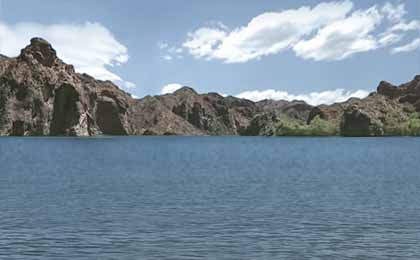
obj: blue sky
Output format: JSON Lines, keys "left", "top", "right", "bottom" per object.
{"left": 0, "top": 0, "right": 419, "bottom": 104}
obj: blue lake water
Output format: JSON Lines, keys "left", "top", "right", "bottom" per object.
{"left": 0, "top": 137, "right": 419, "bottom": 259}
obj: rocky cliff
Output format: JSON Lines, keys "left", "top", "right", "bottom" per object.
{"left": 0, "top": 38, "right": 134, "bottom": 136}
{"left": 307, "top": 76, "right": 420, "bottom": 136}
{"left": 0, "top": 38, "right": 419, "bottom": 136}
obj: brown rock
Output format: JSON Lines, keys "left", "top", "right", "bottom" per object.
{"left": 1, "top": 38, "right": 419, "bottom": 137}
{"left": 0, "top": 38, "right": 132, "bottom": 136}
{"left": 340, "top": 106, "right": 384, "bottom": 136}
{"left": 377, "top": 81, "right": 400, "bottom": 98}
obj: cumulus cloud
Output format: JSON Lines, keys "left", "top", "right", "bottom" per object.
{"left": 180, "top": 1, "right": 419, "bottom": 62}
{"left": 236, "top": 89, "right": 369, "bottom": 106}
{"left": 184, "top": 1, "right": 353, "bottom": 63}
{"left": 293, "top": 7, "right": 382, "bottom": 61}
{"left": 0, "top": 21, "right": 130, "bottom": 83}
{"left": 390, "top": 20, "right": 420, "bottom": 32}
{"left": 391, "top": 38, "right": 420, "bottom": 53}
{"left": 183, "top": 27, "right": 227, "bottom": 60}
{"left": 381, "top": 2, "right": 406, "bottom": 23}
{"left": 158, "top": 41, "right": 184, "bottom": 61}
{"left": 161, "top": 83, "right": 183, "bottom": 94}
{"left": 378, "top": 32, "right": 403, "bottom": 47}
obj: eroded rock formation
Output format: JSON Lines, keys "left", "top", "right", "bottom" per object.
{"left": 0, "top": 38, "right": 133, "bottom": 136}
{"left": 0, "top": 38, "right": 419, "bottom": 136}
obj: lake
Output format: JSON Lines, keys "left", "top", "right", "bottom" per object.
{"left": 0, "top": 137, "right": 419, "bottom": 259}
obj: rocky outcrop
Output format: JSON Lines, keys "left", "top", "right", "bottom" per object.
{"left": 337, "top": 78, "right": 419, "bottom": 136}
{"left": 128, "top": 95, "right": 205, "bottom": 135}
{"left": 389, "top": 75, "right": 420, "bottom": 111}
{"left": 340, "top": 106, "right": 384, "bottom": 136}
{"left": 0, "top": 38, "right": 133, "bottom": 136}
{"left": 302, "top": 76, "right": 420, "bottom": 136}
{"left": 156, "top": 88, "right": 259, "bottom": 135}
{"left": 378, "top": 76, "right": 420, "bottom": 105}
{"left": 241, "top": 100, "right": 314, "bottom": 136}
{"left": 377, "top": 81, "right": 402, "bottom": 98}
{"left": 0, "top": 38, "right": 419, "bottom": 136}
{"left": 242, "top": 112, "right": 279, "bottom": 136}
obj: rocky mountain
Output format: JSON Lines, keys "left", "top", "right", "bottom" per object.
{"left": 0, "top": 38, "right": 419, "bottom": 136}
{"left": 307, "top": 77, "right": 420, "bottom": 136}
{"left": 0, "top": 38, "right": 135, "bottom": 136}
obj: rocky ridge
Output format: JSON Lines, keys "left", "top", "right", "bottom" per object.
{"left": 0, "top": 38, "right": 419, "bottom": 136}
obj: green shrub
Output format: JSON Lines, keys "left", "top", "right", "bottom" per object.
{"left": 274, "top": 116, "right": 337, "bottom": 136}
{"left": 274, "top": 120, "right": 308, "bottom": 136}
{"left": 384, "top": 125, "right": 410, "bottom": 136}
{"left": 408, "top": 113, "right": 420, "bottom": 136}
{"left": 384, "top": 113, "right": 420, "bottom": 136}
{"left": 308, "top": 116, "right": 338, "bottom": 136}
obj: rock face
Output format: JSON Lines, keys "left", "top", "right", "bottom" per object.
{"left": 156, "top": 88, "right": 259, "bottom": 135}
{"left": 0, "top": 38, "right": 419, "bottom": 136}
{"left": 341, "top": 106, "right": 384, "bottom": 136}
{"left": 128, "top": 95, "right": 205, "bottom": 136}
{"left": 307, "top": 77, "right": 420, "bottom": 136}
{"left": 0, "top": 38, "right": 133, "bottom": 136}
{"left": 378, "top": 76, "right": 420, "bottom": 111}
{"left": 127, "top": 85, "right": 313, "bottom": 136}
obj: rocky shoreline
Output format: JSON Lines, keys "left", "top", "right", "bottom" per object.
{"left": 0, "top": 38, "right": 419, "bottom": 137}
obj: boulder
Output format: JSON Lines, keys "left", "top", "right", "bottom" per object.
{"left": 340, "top": 106, "right": 384, "bottom": 136}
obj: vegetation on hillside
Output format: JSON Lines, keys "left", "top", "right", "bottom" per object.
{"left": 274, "top": 116, "right": 337, "bottom": 136}
{"left": 407, "top": 113, "right": 420, "bottom": 136}
{"left": 383, "top": 113, "right": 420, "bottom": 136}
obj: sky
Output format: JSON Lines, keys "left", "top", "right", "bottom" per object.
{"left": 0, "top": 0, "right": 419, "bottom": 105}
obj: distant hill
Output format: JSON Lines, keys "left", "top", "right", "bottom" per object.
{"left": 0, "top": 38, "right": 419, "bottom": 136}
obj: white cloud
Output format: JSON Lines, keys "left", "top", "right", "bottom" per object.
{"left": 204, "top": 21, "right": 229, "bottom": 31}
{"left": 236, "top": 88, "right": 369, "bottom": 106}
{"left": 378, "top": 32, "right": 403, "bottom": 47}
{"left": 161, "top": 83, "right": 183, "bottom": 94}
{"left": 390, "top": 20, "right": 420, "bottom": 32}
{"left": 159, "top": 41, "right": 184, "bottom": 61}
{"left": 184, "top": 1, "right": 353, "bottom": 63}
{"left": 180, "top": 1, "right": 420, "bottom": 62}
{"left": 381, "top": 2, "right": 406, "bottom": 23}
{"left": 183, "top": 27, "right": 227, "bottom": 59}
{"left": 293, "top": 7, "right": 382, "bottom": 61}
{"left": 391, "top": 38, "right": 420, "bottom": 53}
{"left": 0, "top": 21, "right": 130, "bottom": 83}
{"left": 162, "top": 55, "right": 173, "bottom": 61}
{"left": 124, "top": 81, "right": 136, "bottom": 89}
